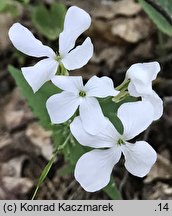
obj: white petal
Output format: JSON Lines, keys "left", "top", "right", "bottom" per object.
{"left": 84, "top": 76, "right": 119, "bottom": 97}
{"left": 61, "top": 37, "right": 93, "bottom": 70}
{"left": 126, "top": 62, "right": 160, "bottom": 84}
{"left": 122, "top": 141, "right": 157, "bottom": 177}
{"left": 9, "top": 23, "right": 56, "bottom": 58}
{"left": 117, "top": 101, "right": 154, "bottom": 140}
{"left": 46, "top": 91, "right": 80, "bottom": 124}
{"left": 70, "top": 117, "right": 119, "bottom": 148}
{"left": 128, "top": 80, "right": 153, "bottom": 96}
{"left": 22, "top": 58, "right": 58, "bottom": 93}
{"left": 59, "top": 6, "right": 91, "bottom": 56}
{"left": 51, "top": 76, "right": 83, "bottom": 94}
{"left": 128, "top": 82, "right": 143, "bottom": 97}
{"left": 143, "top": 91, "right": 163, "bottom": 121}
{"left": 79, "top": 97, "right": 107, "bottom": 135}
{"left": 75, "top": 148, "right": 121, "bottom": 192}
{"left": 126, "top": 62, "right": 160, "bottom": 96}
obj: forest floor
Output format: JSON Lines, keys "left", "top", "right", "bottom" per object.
{"left": 0, "top": 0, "right": 172, "bottom": 199}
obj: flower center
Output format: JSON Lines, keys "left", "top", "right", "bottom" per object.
{"left": 79, "top": 91, "right": 86, "bottom": 97}
{"left": 55, "top": 55, "right": 69, "bottom": 76}
{"left": 55, "top": 55, "right": 62, "bottom": 62}
{"left": 117, "top": 138, "right": 125, "bottom": 146}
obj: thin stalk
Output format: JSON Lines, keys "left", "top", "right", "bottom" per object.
{"left": 31, "top": 133, "right": 71, "bottom": 200}
{"left": 57, "top": 133, "right": 71, "bottom": 151}
{"left": 115, "top": 79, "right": 130, "bottom": 91}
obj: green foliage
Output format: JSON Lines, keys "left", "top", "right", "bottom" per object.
{"left": 100, "top": 96, "right": 137, "bottom": 135}
{"left": 52, "top": 125, "right": 90, "bottom": 167}
{"left": 9, "top": 65, "right": 122, "bottom": 199}
{"left": 103, "top": 178, "right": 122, "bottom": 200}
{"left": 100, "top": 97, "right": 124, "bottom": 135}
{"left": 139, "top": 0, "right": 172, "bottom": 36}
{"left": 0, "top": 0, "right": 8, "bottom": 11}
{"left": 32, "top": 155, "right": 56, "bottom": 200}
{"left": 8, "top": 65, "right": 60, "bottom": 129}
{"left": 0, "top": 0, "right": 20, "bottom": 17}
{"left": 16, "top": 0, "right": 30, "bottom": 3}
{"left": 31, "top": 3, "right": 66, "bottom": 40}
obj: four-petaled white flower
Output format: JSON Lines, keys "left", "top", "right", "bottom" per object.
{"left": 46, "top": 75, "right": 119, "bottom": 135}
{"left": 126, "top": 62, "right": 163, "bottom": 120}
{"left": 70, "top": 101, "right": 157, "bottom": 192}
{"left": 8, "top": 6, "right": 93, "bottom": 93}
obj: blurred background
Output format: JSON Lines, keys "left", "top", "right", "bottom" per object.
{"left": 0, "top": 0, "right": 172, "bottom": 200}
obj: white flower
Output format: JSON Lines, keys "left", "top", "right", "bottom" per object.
{"left": 8, "top": 6, "right": 93, "bottom": 93}
{"left": 70, "top": 101, "right": 157, "bottom": 192}
{"left": 46, "top": 75, "right": 119, "bottom": 135}
{"left": 126, "top": 62, "right": 163, "bottom": 120}
{"left": 126, "top": 62, "right": 160, "bottom": 96}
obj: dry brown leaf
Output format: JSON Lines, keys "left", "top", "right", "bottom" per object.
{"left": 0, "top": 14, "right": 14, "bottom": 51}
{"left": 0, "top": 132, "right": 11, "bottom": 148}
{"left": 26, "top": 123, "right": 53, "bottom": 160}
{"left": 93, "top": 0, "right": 141, "bottom": 19}
{"left": 65, "top": 0, "right": 141, "bottom": 19}
{"left": 62, "top": 0, "right": 100, "bottom": 13}
{"left": 143, "top": 182, "right": 172, "bottom": 199}
{"left": 0, "top": 1, "right": 23, "bottom": 51}
{"left": 94, "top": 46, "right": 125, "bottom": 69}
{"left": 3, "top": 89, "right": 34, "bottom": 131}
{"left": 129, "top": 40, "right": 153, "bottom": 60}
{"left": 144, "top": 154, "right": 172, "bottom": 183}
{"left": 2, "top": 176, "right": 33, "bottom": 194}
{"left": 111, "top": 17, "right": 152, "bottom": 43}
{"left": 0, "top": 156, "right": 33, "bottom": 199}
{"left": 0, "top": 156, "right": 27, "bottom": 179}
{"left": 89, "top": 19, "right": 113, "bottom": 42}
{"left": 89, "top": 17, "right": 152, "bottom": 44}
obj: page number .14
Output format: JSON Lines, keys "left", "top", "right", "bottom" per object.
{"left": 156, "top": 203, "right": 169, "bottom": 212}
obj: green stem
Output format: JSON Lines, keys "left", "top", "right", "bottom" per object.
{"left": 57, "top": 63, "right": 69, "bottom": 76}
{"left": 31, "top": 186, "right": 39, "bottom": 201}
{"left": 103, "top": 177, "right": 122, "bottom": 200}
{"left": 115, "top": 79, "right": 130, "bottom": 91}
{"left": 113, "top": 79, "right": 130, "bottom": 103}
{"left": 112, "top": 91, "right": 129, "bottom": 103}
{"left": 31, "top": 133, "right": 71, "bottom": 200}
{"left": 31, "top": 154, "right": 56, "bottom": 200}
{"left": 57, "top": 133, "right": 71, "bottom": 151}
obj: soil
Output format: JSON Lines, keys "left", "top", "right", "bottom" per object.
{"left": 0, "top": 0, "right": 172, "bottom": 200}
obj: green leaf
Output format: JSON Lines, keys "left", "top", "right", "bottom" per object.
{"left": 31, "top": 3, "right": 66, "bottom": 40}
{"left": 52, "top": 125, "right": 90, "bottom": 167}
{"left": 139, "top": 0, "right": 172, "bottom": 36}
{"left": 0, "top": 0, "right": 8, "bottom": 11}
{"left": 64, "top": 138, "right": 90, "bottom": 167}
{"left": 100, "top": 96, "right": 137, "bottom": 135}
{"left": 103, "top": 178, "right": 122, "bottom": 200}
{"left": 16, "top": 0, "right": 30, "bottom": 4}
{"left": 100, "top": 97, "right": 124, "bottom": 135}
{"left": 58, "top": 164, "right": 73, "bottom": 177}
{"left": 100, "top": 97, "right": 124, "bottom": 134}
{"left": 32, "top": 155, "right": 56, "bottom": 199}
{"left": 0, "top": 0, "right": 20, "bottom": 17}
{"left": 8, "top": 65, "right": 60, "bottom": 129}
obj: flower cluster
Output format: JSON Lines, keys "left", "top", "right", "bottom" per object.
{"left": 9, "top": 6, "right": 163, "bottom": 192}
